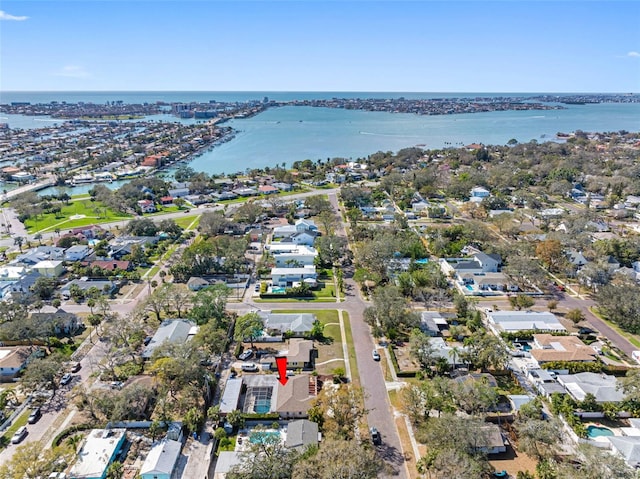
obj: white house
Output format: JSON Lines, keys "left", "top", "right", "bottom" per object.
{"left": 69, "top": 429, "right": 126, "bottom": 479}
{"left": 557, "top": 372, "right": 625, "bottom": 403}
{"left": 64, "top": 245, "right": 92, "bottom": 261}
{"left": 271, "top": 266, "right": 317, "bottom": 287}
{"left": 139, "top": 439, "right": 182, "bottom": 479}
{"left": 486, "top": 311, "right": 566, "bottom": 334}
{"left": 272, "top": 219, "right": 318, "bottom": 238}
{"left": 137, "top": 199, "right": 156, "bottom": 213}
{"left": 280, "top": 231, "right": 318, "bottom": 246}
{"left": 272, "top": 245, "right": 318, "bottom": 268}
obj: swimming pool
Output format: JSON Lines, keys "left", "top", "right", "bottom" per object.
{"left": 415, "top": 258, "right": 429, "bottom": 264}
{"left": 271, "top": 287, "right": 286, "bottom": 294}
{"left": 254, "top": 398, "right": 272, "bottom": 414}
{"left": 465, "top": 285, "right": 474, "bottom": 291}
{"left": 587, "top": 425, "right": 614, "bottom": 438}
{"left": 249, "top": 430, "right": 280, "bottom": 444}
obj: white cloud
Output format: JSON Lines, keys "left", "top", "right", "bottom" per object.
{"left": 0, "top": 10, "right": 29, "bottom": 21}
{"left": 628, "top": 51, "right": 640, "bottom": 58}
{"left": 53, "top": 65, "right": 91, "bottom": 79}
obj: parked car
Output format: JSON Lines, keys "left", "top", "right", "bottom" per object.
{"left": 27, "top": 407, "right": 41, "bottom": 424}
{"left": 241, "top": 362, "right": 259, "bottom": 372}
{"left": 239, "top": 349, "right": 254, "bottom": 361}
{"left": 60, "top": 373, "right": 72, "bottom": 385}
{"left": 11, "top": 426, "right": 28, "bottom": 444}
{"left": 143, "top": 336, "right": 153, "bottom": 346}
{"left": 110, "top": 381, "right": 125, "bottom": 390}
{"left": 370, "top": 426, "right": 381, "bottom": 445}
{"left": 372, "top": 349, "right": 381, "bottom": 361}
{"left": 69, "top": 362, "right": 81, "bottom": 373}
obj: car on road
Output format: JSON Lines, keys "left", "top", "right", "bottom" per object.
{"left": 60, "top": 373, "right": 72, "bottom": 385}
{"left": 239, "top": 349, "right": 253, "bottom": 361}
{"left": 69, "top": 362, "right": 81, "bottom": 372}
{"left": 28, "top": 407, "right": 41, "bottom": 424}
{"left": 241, "top": 362, "right": 259, "bottom": 372}
{"left": 11, "top": 426, "right": 28, "bottom": 444}
{"left": 254, "top": 283, "right": 261, "bottom": 292}
{"left": 110, "top": 381, "right": 125, "bottom": 390}
{"left": 370, "top": 426, "right": 382, "bottom": 445}
{"left": 372, "top": 349, "right": 381, "bottom": 361}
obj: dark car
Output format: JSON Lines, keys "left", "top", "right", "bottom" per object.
{"left": 370, "top": 427, "right": 382, "bottom": 445}
{"left": 578, "top": 327, "right": 596, "bottom": 335}
{"left": 27, "top": 407, "right": 41, "bottom": 424}
{"left": 69, "top": 362, "right": 81, "bottom": 373}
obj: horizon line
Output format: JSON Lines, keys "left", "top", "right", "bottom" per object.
{"left": 1, "top": 90, "right": 638, "bottom": 95}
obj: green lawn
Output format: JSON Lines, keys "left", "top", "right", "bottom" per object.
{"left": 590, "top": 307, "right": 640, "bottom": 348}
{"left": 272, "top": 309, "right": 339, "bottom": 325}
{"left": 0, "top": 408, "right": 30, "bottom": 449}
{"left": 174, "top": 214, "right": 201, "bottom": 229}
{"left": 23, "top": 199, "right": 131, "bottom": 234}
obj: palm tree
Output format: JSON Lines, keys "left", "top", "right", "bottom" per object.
{"left": 13, "top": 236, "right": 24, "bottom": 252}
{"left": 448, "top": 346, "right": 461, "bottom": 370}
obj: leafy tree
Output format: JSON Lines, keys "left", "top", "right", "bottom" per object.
{"left": 198, "top": 211, "right": 229, "bottom": 236}
{"left": 234, "top": 312, "right": 263, "bottom": 348}
{"left": 31, "top": 277, "right": 57, "bottom": 300}
{"left": 125, "top": 217, "right": 158, "bottom": 237}
{"left": 536, "top": 239, "right": 565, "bottom": 273}
{"left": 233, "top": 201, "right": 264, "bottom": 224}
{"left": 190, "top": 284, "right": 231, "bottom": 326}
{"left": 292, "top": 439, "right": 384, "bottom": 479}
{"left": 21, "top": 353, "right": 66, "bottom": 396}
{"left": 227, "top": 425, "right": 298, "bottom": 479}
{"left": 0, "top": 441, "right": 75, "bottom": 479}
{"left": 566, "top": 308, "right": 585, "bottom": 325}
{"left": 311, "top": 384, "right": 367, "bottom": 441}
{"left": 409, "top": 329, "right": 437, "bottom": 372}
{"left": 514, "top": 415, "right": 564, "bottom": 460}
{"left": 363, "top": 285, "right": 418, "bottom": 339}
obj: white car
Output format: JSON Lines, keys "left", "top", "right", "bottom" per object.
{"left": 372, "top": 350, "right": 381, "bottom": 361}
{"left": 11, "top": 426, "right": 28, "bottom": 444}
{"left": 241, "top": 362, "right": 259, "bottom": 372}
{"left": 239, "top": 349, "right": 253, "bottom": 361}
{"left": 60, "top": 373, "right": 72, "bottom": 385}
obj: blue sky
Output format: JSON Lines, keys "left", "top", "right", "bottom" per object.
{"left": 1, "top": 1, "right": 638, "bottom": 92}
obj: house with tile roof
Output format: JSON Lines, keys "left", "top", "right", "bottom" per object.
{"left": 529, "top": 334, "right": 598, "bottom": 366}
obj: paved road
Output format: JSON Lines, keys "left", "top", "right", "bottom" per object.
{"left": 229, "top": 192, "right": 409, "bottom": 478}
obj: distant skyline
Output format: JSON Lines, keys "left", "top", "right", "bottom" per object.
{"left": 1, "top": 1, "right": 639, "bottom": 93}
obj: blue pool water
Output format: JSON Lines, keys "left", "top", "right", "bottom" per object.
{"left": 249, "top": 430, "right": 280, "bottom": 444}
{"left": 522, "top": 344, "right": 532, "bottom": 352}
{"left": 415, "top": 258, "right": 429, "bottom": 264}
{"left": 587, "top": 425, "right": 614, "bottom": 438}
{"left": 465, "top": 285, "right": 474, "bottom": 291}
{"left": 271, "top": 287, "right": 286, "bottom": 294}
{"left": 254, "top": 399, "right": 271, "bottom": 414}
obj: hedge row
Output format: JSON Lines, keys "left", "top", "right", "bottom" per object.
{"left": 52, "top": 423, "right": 96, "bottom": 448}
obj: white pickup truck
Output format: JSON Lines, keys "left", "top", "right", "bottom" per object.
{"left": 632, "top": 351, "right": 640, "bottom": 365}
